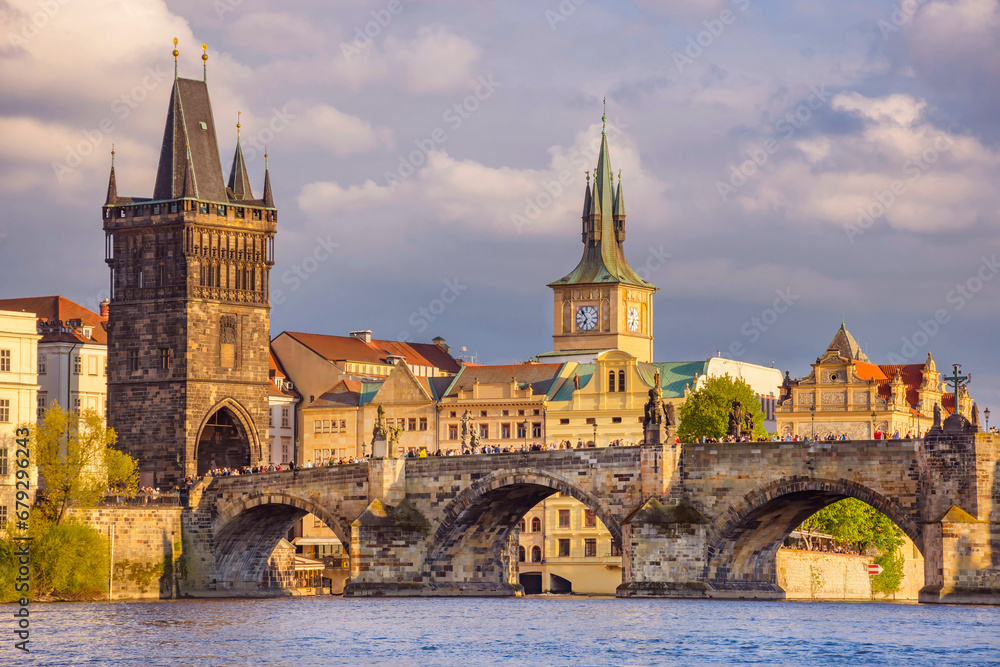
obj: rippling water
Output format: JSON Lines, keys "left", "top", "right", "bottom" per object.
{"left": 9, "top": 597, "right": 1000, "bottom": 666}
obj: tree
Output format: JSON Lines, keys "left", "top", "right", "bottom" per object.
{"left": 33, "top": 403, "right": 139, "bottom": 524}
{"left": 798, "top": 498, "right": 905, "bottom": 556}
{"left": 677, "top": 374, "right": 768, "bottom": 441}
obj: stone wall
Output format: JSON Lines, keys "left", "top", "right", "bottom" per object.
{"left": 71, "top": 507, "right": 182, "bottom": 600}
{"left": 777, "top": 550, "right": 924, "bottom": 600}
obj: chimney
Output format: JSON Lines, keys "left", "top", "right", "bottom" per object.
{"left": 99, "top": 299, "right": 110, "bottom": 319}
{"left": 432, "top": 336, "right": 449, "bottom": 354}
{"left": 349, "top": 330, "right": 372, "bottom": 344}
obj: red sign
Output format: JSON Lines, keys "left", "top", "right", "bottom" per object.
{"left": 868, "top": 563, "right": 883, "bottom": 575}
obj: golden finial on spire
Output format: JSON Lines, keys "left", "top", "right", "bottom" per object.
{"left": 202, "top": 43, "right": 208, "bottom": 81}
{"left": 237, "top": 111, "right": 241, "bottom": 138}
{"left": 111, "top": 143, "right": 115, "bottom": 167}
{"left": 264, "top": 146, "right": 268, "bottom": 169}
{"left": 172, "top": 37, "right": 179, "bottom": 78}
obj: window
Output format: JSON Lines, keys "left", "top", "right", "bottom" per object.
{"left": 558, "top": 509, "right": 570, "bottom": 528}
{"left": 73, "top": 397, "right": 80, "bottom": 412}
{"left": 586, "top": 417, "right": 595, "bottom": 425}
{"left": 127, "top": 350, "right": 139, "bottom": 371}
{"left": 584, "top": 510, "right": 597, "bottom": 528}
{"left": 314, "top": 420, "right": 322, "bottom": 433}
{"left": 558, "top": 539, "right": 570, "bottom": 557}
{"left": 502, "top": 410, "right": 509, "bottom": 417}
{"left": 313, "top": 515, "right": 322, "bottom": 528}
{"left": 585, "top": 539, "right": 597, "bottom": 557}
{"left": 73, "top": 355, "right": 82, "bottom": 374}
{"left": 419, "top": 418, "right": 427, "bottom": 431}
{"left": 37, "top": 395, "right": 45, "bottom": 420}
{"left": 0, "top": 448, "right": 6, "bottom": 475}
{"left": 531, "top": 546, "right": 542, "bottom": 562}
{"left": 449, "top": 411, "right": 457, "bottom": 418}
{"left": 518, "top": 410, "right": 525, "bottom": 416}
{"left": 340, "top": 420, "right": 347, "bottom": 431}
{"left": 281, "top": 443, "right": 289, "bottom": 461}
{"left": 37, "top": 355, "right": 46, "bottom": 374}
{"left": 0, "top": 399, "right": 8, "bottom": 423}
{"left": 516, "top": 422, "right": 526, "bottom": 439}
{"left": 612, "top": 417, "right": 622, "bottom": 424}
{"left": 281, "top": 408, "right": 289, "bottom": 428}
{"left": 618, "top": 370, "right": 625, "bottom": 392}
{"left": 102, "top": 358, "right": 107, "bottom": 376}
{"left": 533, "top": 409, "right": 540, "bottom": 416}
{"left": 0, "top": 506, "right": 6, "bottom": 528}
{"left": 560, "top": 418, "right": 569, "bottom": 425}
{"left": 531, "top": 517, "right": 541, "bottom": 532}
{"left": 323, "top": 420, "right": 330, "bottom": 433}
{"left": 532, "top": 422, "right": 542, "bottom": 438}
{"left": 608, "top": 370, "right": 615, "bottom": 392}
{"left": 269, "top": 409, "right": 274, "bottom": 428}
{"left": 518, "top": 519, "right": 526, "bottom": 532}
{"left": 408, "top": 418, "right": 416, "bottom": 431}
{"left": 611, "top": 542, "right": 621, "bottom": 557}
{"left": 501, "top": 423, "right": 511, "bottom": 439}
{"left": 448, "top": 425, "right": 458, "bottom": 440}
{"left": 479, "top": 424, "right": 489, "bottom": 439}
{"left": 159, "top": 348, "right": 170, "bottom": 370}
{"left": 480, "top": 410, "right": 487, "bottom": 417}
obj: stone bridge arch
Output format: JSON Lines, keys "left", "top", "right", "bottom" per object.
{"left": 424, "top": 468, "right": 627, "bottom": 591}
{"left": 704, "top": 476, "right": 922, "bottom": 594}
{"left": 213, "top": 491, "right": 352, "bottom": 591}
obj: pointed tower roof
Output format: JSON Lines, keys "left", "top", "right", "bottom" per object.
{"left": 582, "top": 174, "right": 592, "bottom": 218}
{"left": 153, "top": 77, "right": 228, "bottom": 202}
{"left": 262, "top": 152, "right": 274, "bottom": 208}
{"left": 613, "top": 169, "right": 624, "bottom": 217}
{"left": 549, "top": 113, "right": 652, "bottom": 290}
{"left": 826, "top": 322, "right": 869, "bottom": 362}
{"left": 227, "top": 140, "right": 253, "bottom": 200}
{"left": 105, "top": 149, "right": 118, "bottom": 206}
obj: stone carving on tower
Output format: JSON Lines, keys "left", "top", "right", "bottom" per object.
{"left": 103, "top": 41, "right": 276, "bottom": 485}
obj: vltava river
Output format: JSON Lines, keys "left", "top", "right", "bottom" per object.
{"left": 10, "top": 597, "right": 999, "bottom": 666}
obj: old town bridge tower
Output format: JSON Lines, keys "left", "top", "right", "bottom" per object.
{"left": 102, "top": 46, "right": 275, "bottom": 485}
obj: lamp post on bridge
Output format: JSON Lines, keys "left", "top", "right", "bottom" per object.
{"left": 985, "top": 407, "right": 990, "bottom": 433}
{"left": 593, "top": 421, "right": 598, "bottom": 448}
{"left": 871, "top": 411, "right": 877, "bottom": 440}
{"left": 522, "top": 419, "right": 529, "bottom": 450}
{"left": 809, "top": 406, "right": 815, "bottom": 441}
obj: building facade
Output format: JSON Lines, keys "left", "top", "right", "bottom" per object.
{"left": 268, "top": 350, "right": 299, "bottom": 465}
{"left": 0, "top": 296, "right": 108, "bottom": 422}
{"left": 104, "top": 56, "right": 275, "bottom": 486}
{"left": 0, "top": 310, "right": 40, "bottom": 529}
{"left": 776, "top": 324, "right": 965, "bottom": 439}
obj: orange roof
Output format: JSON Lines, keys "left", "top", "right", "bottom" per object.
{"left": 875, "top": 364, "right": 924, "bottom": 405}
{"left": 280, "top": 331, "right": 460, "bottom": 373}
{"left": 0, "top": 295, "right": 107, "bottom": 344}
{"left": 852, "top": 361, "right": 887, "bottom": 381}
{"left": 268, "top": 348, "right": 299, "bottom": 398}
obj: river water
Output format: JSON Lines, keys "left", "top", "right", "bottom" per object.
{"left": 8, "top": 597, "right": 999, "bottom": 666}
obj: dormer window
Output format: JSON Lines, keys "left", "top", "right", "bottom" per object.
{"left": 82, "top": 327, "right": 93, "bottom": 339}
{"left": 199, "top": 121, "right": 208, "bottom": 130}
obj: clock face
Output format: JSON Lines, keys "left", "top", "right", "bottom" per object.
{"left": 576, "top": 305, "right": 598, "bottom": 331}
{"left": 627, "top": 307, "right": 640, "bottom": 332}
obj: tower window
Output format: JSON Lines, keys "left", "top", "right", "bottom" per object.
{"left": 159, "top": 348, "right": 170, "bottom": 370}
{"left": 618, "top": 370, "right": 625, "bottom": 392}
{"left": 608, "top": 370, "right": 615, "bottom": 392}
{"left": 169, "top": 202, "right": 178, "bottom": 213}
{"left": 217, "top": 205, "right": 226, "bottom": 216}
{"left": 127, "top": 350, "right": 140, "bottom": 372}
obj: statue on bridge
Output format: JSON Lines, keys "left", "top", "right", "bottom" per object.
{"left": 727, "top": 399, "right": 743, "bottom": 439}
{"left": 460, "top": 409, "right": 473, "bottom": 454}
{"left": 643, "top": 370, "right": 676, "bottom": 445}
{"left": 371, "top": 405, "right": 395, "bottom": 459}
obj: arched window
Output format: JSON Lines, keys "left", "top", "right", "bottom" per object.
{"left": 518, "top": 519, "right": 526, "bottom": 532}
{"left": 608, "top": 370, "right": 615, "bottom": 392}
{"left": 531, "top": 546, "right": 542, "bottom": 562}
{"left": 618, "top": 370, "right": 625, "bottom": 392}
{"left": 531, "top": 517, "right": 541, "bottom": 532}
{"left": 518, "top": 546, "right": 526, "bottom": 562}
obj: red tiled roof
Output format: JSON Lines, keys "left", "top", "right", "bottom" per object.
{"left": 852, "top": 361, "right": 887, "bottom": 382}
{"left": 267, "top": 348, "right": 299, "bottom": 398}
{"left": 0, "top": 295, "right": 107, "bottom": 344}
{"left": 281, "top": 331, "right": 460, "bottom": 373}
{"left": 874, "top": 364, "right": 924, "bottom": 405}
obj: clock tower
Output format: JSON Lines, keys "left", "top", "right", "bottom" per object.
{"left": 546, "top": 113, "right": 657, "bottom": 362}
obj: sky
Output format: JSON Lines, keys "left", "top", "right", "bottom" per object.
{"left": 1, "top": 0, "right": 999, "bottom": 412}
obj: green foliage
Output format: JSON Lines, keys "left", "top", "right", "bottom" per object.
{"left": 0, "top": 518, "right": 109, "bottom": 601}
{"left": 33, "top": 403, "right": 139, "bottom": 524}
{"left": 677, "top": 374, "right": 768, "bottom": 441}
{"left": 872, "top": 550, "right": 906, "bottom": 597}
{"left": 798, "top": 498, "right": 905, "bottom": 556}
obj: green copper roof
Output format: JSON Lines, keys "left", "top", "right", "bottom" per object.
{"left": 550, "top": 364, "right": 597, "bottom": 402}
{"left": 549, "top": 116, "right": 654, "bottom": 290}
{"left": 638, "top": 361, "right": 708, "bottom": 399}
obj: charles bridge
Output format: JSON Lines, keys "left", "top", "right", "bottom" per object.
{"left": 174, "top": 433, "right": 1000, "bottom": 604}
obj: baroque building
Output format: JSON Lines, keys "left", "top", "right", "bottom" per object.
{"left": 103, "top": 50, "right": 275, "bottom": 486}
{"left": 0, "top": 310, "right": 40, "bottom": 530}
{"left": 775, "top": 324, "right": 968, "bottom": 439}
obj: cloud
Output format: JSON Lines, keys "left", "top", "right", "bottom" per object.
{"left": 901, "top": 0, "right": 1000, "bottom": 93}
{"left": 281, "top": 101, "right": 394, "bottom": 156}
{"left": 298, "top": 121, "right": 668, "bottom": 236}
{"left": 727, "top": 92, "right": 1000, "bottom": 235}
{"left": 384, "top": 26, "right": 481, "bottom": 93}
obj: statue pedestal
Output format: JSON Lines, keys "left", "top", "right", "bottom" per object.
{"left": 372, "top": 436, "right": 391, "bottom": 459}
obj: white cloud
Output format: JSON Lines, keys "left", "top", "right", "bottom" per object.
{"left": 298, "top": 122, "right": 668, "bottom": 236}
{"left": 730, "top": 93, "right": 1000, "bottom": 235}
{"left": 281, "top": 101, "right": 394, "bottom": 156}
{"left": 384, "top": 26, "right": 482, "bottom": 93}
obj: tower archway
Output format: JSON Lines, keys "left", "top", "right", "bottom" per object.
{"left": 195, "top": 399, "right": 259, "bottom": 475}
